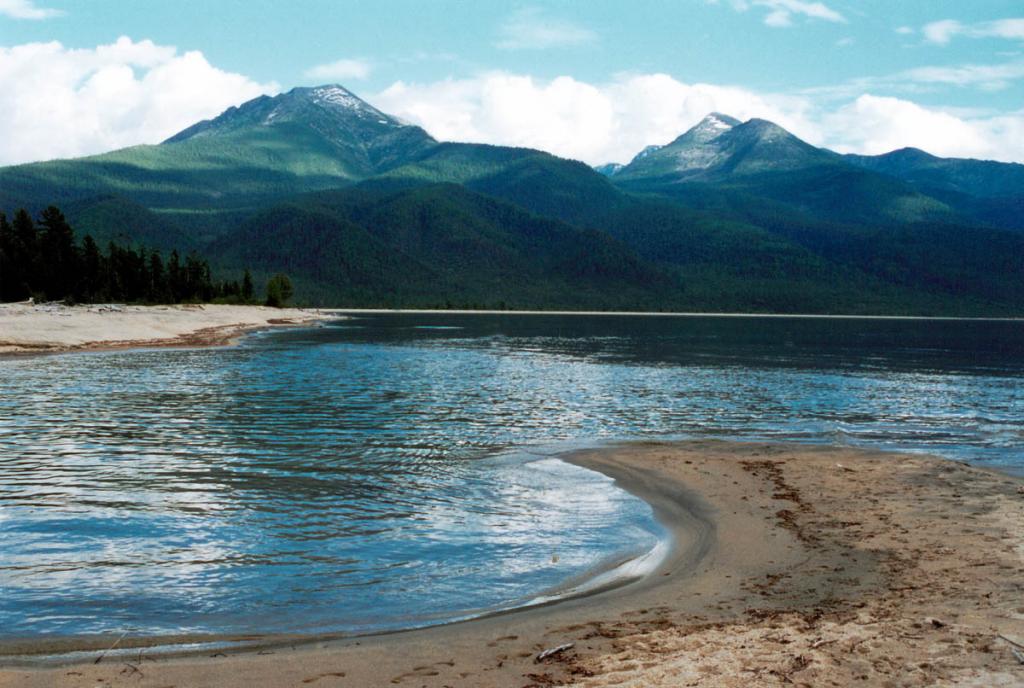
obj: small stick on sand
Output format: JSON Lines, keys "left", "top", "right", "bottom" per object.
{"left": 536, "top": 643, "right": 574, "bottom": 662}
{"left": 94, "top": 631, "right": 128, "bottom": 664}
{"left": 998, "top": 633, "right": 1024, "bottom": 649}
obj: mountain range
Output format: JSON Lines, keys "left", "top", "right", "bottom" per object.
{"left": 1, "top": 84, "right": 1022, "bottom": 314}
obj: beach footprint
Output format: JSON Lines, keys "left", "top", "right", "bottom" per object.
{"left": 486, "top": 634, "right": 519, "bottom": 647}
{"left": 301, "top": 670, "right": 347, "bottom": 683}
{"left": 389, "top": 660, "right": 455, "bottom": 684}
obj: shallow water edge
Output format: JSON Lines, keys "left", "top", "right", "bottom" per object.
{"left": 0, "top": 440, "right": 705, "bottom": 665}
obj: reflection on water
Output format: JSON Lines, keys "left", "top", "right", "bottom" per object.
{"left": 1, "top": 313, "right": 1023, "bottom": 639}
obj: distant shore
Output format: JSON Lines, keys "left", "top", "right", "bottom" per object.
{"left": 0, "top": 302, "right": 329, "bottom": 355}
{"left": 2, "top": 440, "right": 1021, "bottom": 687}
{"left": 329, "top": 307, "right": 1024, "bottom": 321}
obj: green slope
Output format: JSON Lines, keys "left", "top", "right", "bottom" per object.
{"left": 210, "top": 183, "right": 675, "bottom": 309}
{"left": 844, "top": 148, "right": 1024, "bottom": 232}
{"left": 0, "top": 86, "right": 436, "bottom": 234}
{"left": 1, "top": 85, "right": 1022, "bottom": 315}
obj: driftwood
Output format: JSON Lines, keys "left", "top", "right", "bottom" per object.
{"left": 536, "top": 643, "right": 574, "bottom": 662}
{"left": 94, "top": 631, "right": 128, "bottom": 664}
{"left": 998, "top": 633, "right": 1024, "bottom": 649}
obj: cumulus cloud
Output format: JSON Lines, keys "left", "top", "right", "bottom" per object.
{"left": 303, "top": 57, "right": 372, "bottom": 82}
{"left": 374, "top": 72, "right": 821, "bottom": 165}
{"left": 4, "top": 36, "right": 1022, "bottom": 169}
{"left": 495, "top": 7, "right": 597, "bottom": 50}
{"left": 0, "top": 0, "right": 62, "bottom": 19}
{"left": 922, "top": 18, "right": 1024, "bottom": 45}
{"left": 820, "top": 95, "right": 993, "bottom": 157}
{"left": 372, "top": 71, "right": 1024, "bottom": 164}
{"left": 708, "top": 0, "right": 845, "bottom": 27}
{"left": 374, "top": 73, "right": 813, "bottom": 165}
{"left": 0, "top": 37, "right": 278, "bottom": 165}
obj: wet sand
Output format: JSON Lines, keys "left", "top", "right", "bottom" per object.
{"left": 0, "top": 302, "right": 328, "bottom": 355}
{"left": 1, "top": 440, "right": 1022, "bottom": 687}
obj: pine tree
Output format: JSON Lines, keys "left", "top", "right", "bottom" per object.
{"left": 10, "top": 210, "right": 38, "bottom": 300}
{"left": 80, "top": 235, "right": 102, "bottom": 301}
{"left": 242, "top": 268, "right": 254, "bottom": 303}
{"left": 167, "top": 250, "right": 183, "bottom": 302}
{"left": 1, "top": 204, "right": 226, "bottom": 306}
{"left": 106, "top": 242, "right": 123, "bottom": 301}
{"left": 0, "top": 212, "right": 17, "bottom": 301}
{"left": 38, "top": 206, "right": 78, "bottom": 300}
{"left": 265, "top": 273, "right": 293, "bottom": 307}
{"left": 148, "top": 250, "right": 167, "bottom": 302}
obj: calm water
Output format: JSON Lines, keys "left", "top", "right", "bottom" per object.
{"left": 1, "top": 313, "right": 1023, "bottom": 641}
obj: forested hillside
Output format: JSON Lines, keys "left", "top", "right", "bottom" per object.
{"left": 1, "top": 85, "right": 1021, "bottom": 315}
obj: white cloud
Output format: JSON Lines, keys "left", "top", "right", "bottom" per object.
{"left": 895, "top": 26, "right": 914, "bottom": 35}
{"left": 4, "top": 36, "right": 1022, "bottom": 169}
{"left": 922, "top": 19, "right": 963, "bottom": 45}
{"left": 708, "top": 0, "right": 845, "bottom": 27}
{"left": 0, "top": 37, "right": 278, "bottom": 165}
{"left": 374, "top": 72, "right": 818, "bottom": 165}
{"left": 0, "top": 0, "right": 62, "bottom": 19}
{"left": 923, "top": 17, "right": 1024, "bottom": 45}
{"left": 901, "top": 59, "right": 1024, "bottom": 90}
{"left": 819, "top": 95, "right": 1024, "bottom": 162}
{"left": 801, "top": 56, "right": 1024, "bottom": 99}
{"left": 372, "top": 71, "right": 1024, "bottom": 164}
{"left": 821, "top": 95, "right": 993, "bottom": 157}
{"left": 495, "top": 8, "right": 597, "bottom": 50}
{"left": 303, "top": 57, "right": 372, "bottom": 82}
{"left": 988, "top": 18, "right": 1024, "bottom": 39}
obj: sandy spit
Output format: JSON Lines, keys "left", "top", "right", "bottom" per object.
{"left": 1, "top": 440, "right": 1022, "bottom": 687}
{"left": 0, "top": 302, "right": 330, "bottom": 355}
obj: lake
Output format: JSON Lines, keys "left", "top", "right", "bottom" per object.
{"left": 1, "top": 312, "right": 1022, "bottom": 642}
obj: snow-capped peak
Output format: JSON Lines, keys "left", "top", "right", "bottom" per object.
{"left": 704, "top": 114, "right": 734, "bottom": 131}
{"left": 635, "top": 144, "right": 663, "bottom": 160}
{"left": 694, "top": 112, "right": 740, "bottom": 134}
{"left": 311, "top": 85, "right": 367, "bottom": 111}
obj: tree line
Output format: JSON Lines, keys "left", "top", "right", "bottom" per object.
{"left": 0, "top": 206, "right": 291, "bottom": 306}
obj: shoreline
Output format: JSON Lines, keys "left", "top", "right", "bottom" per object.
{"left": 0, "top": 443, "right": 701, "bottom": 663}
{"left": 2, "top": 440, "right": 1021, "bottom": 686}
{"left": 0, "top": 302, "right": 332, "bottom": 356}
{"left": 328, "top": 307, "right": 1024, "bottom": 321}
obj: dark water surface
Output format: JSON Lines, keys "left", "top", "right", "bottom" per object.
{"left": 1, "top": 313, "right": 1022, "bottom": 641}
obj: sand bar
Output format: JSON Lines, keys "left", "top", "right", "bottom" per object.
{"left": 0, "top": 302, "right": 329, "bottom": 355}
{"left": 1, "top": 440, "right": 1022, "bottom": 686}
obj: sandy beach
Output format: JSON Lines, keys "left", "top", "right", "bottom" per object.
{"left": 0, "top": 302, "right": 328, "bottom": 355}
{"left": 1, "top": 440, "right": 1021, "bottom": 687}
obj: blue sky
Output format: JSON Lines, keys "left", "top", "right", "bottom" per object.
{"left": 2, "top": 0, "right": 1023, "bottom": 165}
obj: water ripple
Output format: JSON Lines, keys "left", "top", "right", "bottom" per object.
{"left": 1, "top": 313, "right": 1023, "bottom": 639}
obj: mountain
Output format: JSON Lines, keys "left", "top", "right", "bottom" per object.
{"left": 594, "top": 163, "right": 624, "bottom": 177}
{"left": 209, "top": 182, "right": 673, "bottom": 309}
{"left": 1, "top": 86, "right": 1022, "bottom": 315}
{"left": 614, "top": 113, "right": 836, "bottom": 182}
{"left": 843, "top": 148, "right": 1024, "bottom": 231}
{"left": 164, "top": 85, "right": 435, "bottom": 176}
{"left": 844, "top": 147, "right": 1024, "bottom": 198}
{"left": 612, "top": 114, "right": 954, "bottom": 226}
{"left": 0, "top": 85, "right": 436, "bottom": 238}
